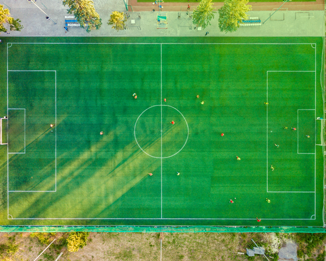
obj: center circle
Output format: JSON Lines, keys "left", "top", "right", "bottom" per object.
{"left": 134, "top": 105, "right": 189, "bottom": 159}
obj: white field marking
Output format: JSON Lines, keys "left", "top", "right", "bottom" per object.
{"left": 7, "top": 70, "right": 57, "bottom": 199}
{"left": 268, "top": 191, "right": 315, "bottom": 193}
{"left": 8, "top": 70, "right": 55, "bottom": 72}
{"left": 55, "top": 71, "right": 57, "bottom": 192}
{"left": 6, "top": 43, "right": 9, "bottom": 218}
{"left": 8, "top": 42, "right": 319, "bottom": 222}
{"left": 267, "top": 70, "right": 317, "bottom": 198}
{"left": 10, "top": 217, "right": 315, "bottom": 220}
{"left": 9, "top": 190, "right": 55, "bottom": 192}
{"left": 7, "top": 214, "right": 13, "bottom": 219}
{"left": 7, "top": 108, "right": 26, "bottom": 155}
{"left": 8, "top": 42, "right": 316, "bottom": 46}
{"left": 266, "top": 72, "right": 269, "bottom": 192}
{"left": 160, "top": 44, "right": 163, "bottom": 219}
{"left": 297, "top": 109, "right": 316, "bottom": 155}
{"left": 314, "top": 45, "right": 317, "bottom": 216}
{"left": 134, "top": 105, "right": 189, "bottom": 159}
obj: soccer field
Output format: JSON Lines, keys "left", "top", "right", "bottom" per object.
{"left": 0, "top": 37, "right": 324, "bottom": 228}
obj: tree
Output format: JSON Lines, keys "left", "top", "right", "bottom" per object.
{"left": 108, "top": 11, "right": 126, "bottom": 31}
{"left": 67, "top": 232, "right": 89, "bottom": 252}
{"left": 62, "top": 0, "right": 102, "bottom": 32}
{"left": 0, "top": 5, "right": 23, "bottom": 33}
{"left": 192, "top": 0, "right": 215, "bottom": 29}
{"left": 10, "top": 18, "right": 23, "bottom": 31}
{"left": 218, "top": 0, "right": 251, "bottom": 33}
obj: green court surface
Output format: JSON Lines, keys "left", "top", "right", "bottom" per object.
{"left": 0, "top": 37, "right": 324, "bottom": 228}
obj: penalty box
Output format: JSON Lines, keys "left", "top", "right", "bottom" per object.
{"left": 7, "top": 70, "right": 57, "bottom": 195}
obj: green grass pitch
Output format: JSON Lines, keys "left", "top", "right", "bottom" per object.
{"left": 0, "top": 37, "right": 323, "bottom": 227}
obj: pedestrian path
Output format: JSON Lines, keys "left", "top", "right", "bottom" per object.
{"left": 0, "top": 0, "right": 324, "bottom": 37}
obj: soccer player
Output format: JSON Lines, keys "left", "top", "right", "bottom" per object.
{"left": 266, "top": 198, "right": 271, "bottom": 203}
{"left": 236, "top": 156, "right": 241, "bottom": 161}
{"left": 221, "top": 133, "right": 224, "bottom": 137}
{"left": 256, "top": 217, "right": 261, "bottom": 222}
{"left": 271, "top": 165, "right": 274, "bottom": 171}
{"left": 133, "top": 93, "right": 137, "bottom": 99}
{"left": 306, "top": 135, "right": 310, "bottom": 138}
{"left": 171, "top": 121, "right": 175, "bottom": 125}
{"left": 274, "top": 144, "right": 279, "bottom": 148}
{"left": 177, "top": 172, "right": 180, "bottom": 176}
{"left": 201, "top": 101, "right": 204, "bottom": 105}
{"left": 100, "top": 131, "right": 103, "bottom": 135}
{"left": 230, "top": 199, "right": 234, "bottom": 203}
{"left": 148, "top": 173, "right": 153, "bottom": 176}
{"left": 291, "top": 127, "right": 296, "bottom": 131}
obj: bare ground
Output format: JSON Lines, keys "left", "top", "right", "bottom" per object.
{"left": 0, "top": 232, "right": 322, "bottom": 261}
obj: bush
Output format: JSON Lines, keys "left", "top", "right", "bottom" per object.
{"left": 67, "top": 232, "right": 89, "bottom": 252}
{"left": 0, "top": 240, "right": 19, "bottom": 258}
{"left": 295, "top": 233, "right": 326, "bottom": 257}
{"left": 316, "top": 251, "right": 325, "bottom": 261}
{"left": 30, "top": 233, "right": 55, "bottom": 245}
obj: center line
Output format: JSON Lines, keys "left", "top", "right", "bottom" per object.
{"left": 160, "top": 44, "right": 163, "bottom": 219}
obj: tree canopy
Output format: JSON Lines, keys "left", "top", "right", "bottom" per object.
{"left": 192, "top": 0, "right": 215, "bottom": 29}
{"left": 108, "top": 11, "right": 126, "bottom": 31}
{"left": 67, "top": 232, "right": 89, "bottom": 252}
{"left": 218, "top": 0, "right": 251, "bottom": 33}
{"left": 62, "top": 0, "right": 102, "bottom": 32}
{"left": 0, "top": 5, "right": 23, "bottom": 33}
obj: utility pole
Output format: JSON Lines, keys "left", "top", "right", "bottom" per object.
{"left": 27, "top": 0, "right": 57, "bottom": 24}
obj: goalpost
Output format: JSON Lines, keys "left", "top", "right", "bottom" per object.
{"left": 0, "top": 117, "right": 7, "bottom": 145}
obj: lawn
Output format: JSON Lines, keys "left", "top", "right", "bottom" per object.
{"left": 0, "top": 37, "right": 323, "bottom": 228}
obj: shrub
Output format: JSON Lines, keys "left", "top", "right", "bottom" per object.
{"left": 67, "top": 232, "right": 89, "bottom": 252}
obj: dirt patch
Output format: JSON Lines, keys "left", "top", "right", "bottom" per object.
{"left": 3, "top": 232, "right": 324, "bottom": 261}
{"left": 266, "top": 233, "right": 282, "bottom": 254}
{"left": 278, "top": 240, "right": 298, "bottom": 261}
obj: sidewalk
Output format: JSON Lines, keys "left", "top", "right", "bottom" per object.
{"left": 0, "top": 0, "right": 324, "bottom": 37}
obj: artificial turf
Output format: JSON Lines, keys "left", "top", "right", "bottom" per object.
{"left": 0, "top": 37, "right": 323, "bottom": 227}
